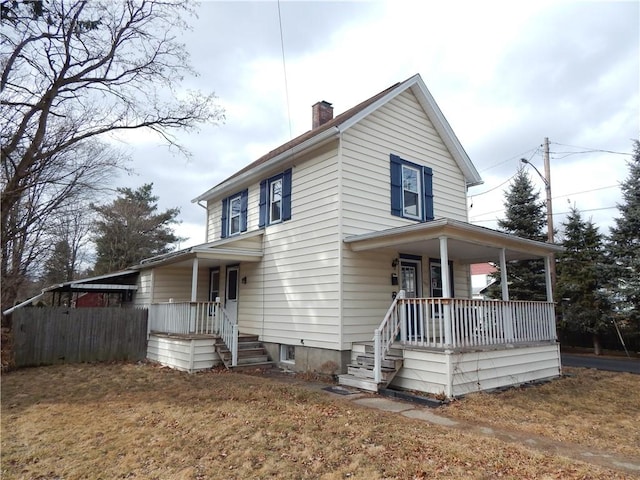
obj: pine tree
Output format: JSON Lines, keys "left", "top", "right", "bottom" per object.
{"left": 607, "top": 140, "right": 640, "bottom": 328}
{"left": 556, "top": 207, "right": 611, "bottom": 354}
{"left": 489, "top": 168, "right": 548, "bottom": 300}
{"left": 92, "top": 184, "right": 183, "bottom": 274}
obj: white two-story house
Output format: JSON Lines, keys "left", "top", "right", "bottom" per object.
{"left": 138, "top": 74, "right": 563, "bottom": 398}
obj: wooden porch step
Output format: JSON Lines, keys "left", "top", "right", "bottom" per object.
{"left": 337, "top": 374, "right": 379, "bottom": 392}
{"left": 214, "top": 334, "right": 272, "bottom": 370}
{"left": 347, "top": 365, "right": 397, "bottom": 382}
{"left": 356, "top": 354, "right": 403, "bottom": 370}
{"left": 363, "top": 343, "right": 403, "bottom": 357}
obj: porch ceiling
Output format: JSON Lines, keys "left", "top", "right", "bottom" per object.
{"left": 344, "top": 218, "right": 564, "bottom": 263}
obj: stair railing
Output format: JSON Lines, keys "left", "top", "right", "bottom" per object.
{"left": 215, "top": 298, "right": 238, "bottom": 367}
{"left": 373, "top": 290, "right": 405, "bottom": 384}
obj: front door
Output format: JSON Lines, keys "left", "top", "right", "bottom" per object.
{"left": 225, "top": 266, "right": 239, "bottom": 324}
{"left": 400, "top": 259, "right": 422, "bottom": 340}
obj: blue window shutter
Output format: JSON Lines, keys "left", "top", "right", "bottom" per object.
{"left": 390, "top": 154, "right": 402, "bottom": 217}
{"left": 258, "top": 180, "right": 267, "bottom": 227}
{"left": 240, "top": 189, "right": 248, "bottom": 232}
{"left": 221, "top": 198, "right": 228, "bottom": 238}
{"left": 423, "top": 166, "right": 434, "bottom": 221}
{"left": 282, "top": 168, "right": 292, "bottom": 221}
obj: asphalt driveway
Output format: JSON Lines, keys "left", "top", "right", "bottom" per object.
{"left": 561, "top": 353, "right": 640, "bottom": 374}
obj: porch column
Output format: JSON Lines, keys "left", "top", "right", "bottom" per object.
{"left": 499, "top": 248, "right": 509, "bottom": 301}
{"left": 439, "top": 236, "right": 451, "bottom": 297}
{"left": 544, "top": 255, "right": 553, "bottom": 302}
{"left": 191, "top": 257, "right": 199, "bottom": 302}
{"left": 439, "top": 236, "right": 453, "bottom": 347}
{"left": 500, "top": 248, "right": 514, "bottom": 341}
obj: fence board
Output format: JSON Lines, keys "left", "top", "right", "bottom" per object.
{"left": 13, "top": 307, "right": 148, "bottom": 367}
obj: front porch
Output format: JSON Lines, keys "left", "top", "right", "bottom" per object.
{"left": 146, "top": 301, "right": 272, "bottom": 372}
{"left": 339, "top": 293, "right": 560, "bottom": 397}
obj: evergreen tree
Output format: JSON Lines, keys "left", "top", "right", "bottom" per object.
{"left": 556, "top": 207, "right": 611, "bottom": 354}
{"left": 489, "top": 168, "right": 548, "bottom": 300}
{"left": 607, "top": 140, "right": 640, "bottom": 327}
{"left": 92, "top": 184, "right": 183, "bottom": 274}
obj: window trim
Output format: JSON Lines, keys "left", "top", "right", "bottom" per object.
{"left": 259, "top": 168, "right": 292, "bottom": 227}
{"left": 228, "top": 194, "right": 242, "bottom": 236}
{"left": 390, "top": 154, "right": 434, "bottom": 222}
{"left": 280, "top": 344, "right": 295, "bottom": 364}
{"left": 269, "top": 177, "right": 283, "bottom": 224}
{"left": 220, "top": 189, "right": 248, "bottom": 238}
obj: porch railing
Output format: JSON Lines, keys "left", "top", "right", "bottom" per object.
{"left": 148, "top": 300, "right": 238, "bottom": 366}
{"left": 148, "top": 301, "right": 218, "bottom": 335}
{"left": 399, "top": 298, "right": 557, "bottom": 349}
{"left": 373, "top": 290, "right": 405, "bottom": 384}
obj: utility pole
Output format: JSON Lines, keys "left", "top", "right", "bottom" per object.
{"left": 543, "top": 137, "right": 556, "bottom": 297}
{"left": 520, "top": 137, "right": 555, "bottom": 297}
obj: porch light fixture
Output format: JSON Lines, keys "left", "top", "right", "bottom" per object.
{"left": 241, "top": 276, "right": 247, "bottom": 284}
{"left": 391, "top": 258, "right": 399, "bottom": 268}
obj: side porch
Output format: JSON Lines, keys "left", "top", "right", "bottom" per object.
{"left": 340, "top": 218, "right": 565, "bottom": 397}
{"left": 339, "top": 294, "right": 560, "bottom": 397}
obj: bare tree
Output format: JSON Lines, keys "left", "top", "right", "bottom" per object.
{"left": 1, "top": 0, "right": 223, "bottom": 313}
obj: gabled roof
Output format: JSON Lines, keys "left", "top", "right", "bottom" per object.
{"left": 193, "top": 73, "right": 483, "bottom": 203}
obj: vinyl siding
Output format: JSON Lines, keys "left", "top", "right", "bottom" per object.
{"left": 152, "top": 266, "right": 210, "bottom": 303}
{"left": 212, "top": 142, "right": 343, "bottom": 350}
{"left": 134, "top": 270, "right": 153, "bottom": 306}
{"left": 147, "top": 334, "right": 220, "bottom": 372}
{"left": 391, "top": 344, "right": 561, "bottom": 397}
{"left": 340, "top": 89, "right": 468, "bottom": 239}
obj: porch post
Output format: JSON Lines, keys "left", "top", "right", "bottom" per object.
{"left": 439, "top": 236, "right": 453, "bottom": 347}
{"left": 190, "top": 258, "right": 199, "bottom": 333}
{"left": 544, "top": 255, "right": 553, "bottom": 302}
{"left": 439, "top": 236, "right": 451, "bottom": 297}
{"left": 500, "top": 248, "right": 514, "bottom": 341}
{"left": 191, "top": 257, "right": 199, "bottom": 302}
{"left": 499, "top": 248, "right": 509, "bottom": 301}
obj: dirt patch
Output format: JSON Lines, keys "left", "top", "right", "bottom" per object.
{"left": 2, "top": 363, "right": 635, "bottom": 479}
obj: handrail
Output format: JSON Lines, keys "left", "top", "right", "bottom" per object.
{"left": 373, "top": 290, "right": 405, "bottom": 384}
{"left": 216, "top": 300, "right": 238, "bottom": 367}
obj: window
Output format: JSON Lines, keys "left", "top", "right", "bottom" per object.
{"left": 259, "top": 169, "right": 292, "bottom": 227}
{"left": 220, "top": 189, "right": 248, "bottom": 238}
{"left": 280, "top": 344, "right": 295, "bottom": 364}
{"left": 229, "top": 195, "right": 242, "bottom": 235}
{"left": 390, "top": 154, "right": 434, "bottom": 222}
{"left": 270, "top": 178, "right": 282, "bottom": 223}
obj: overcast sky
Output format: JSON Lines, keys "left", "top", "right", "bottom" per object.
{"left": 114, "top": 0, "right": 639, "bottom": 248}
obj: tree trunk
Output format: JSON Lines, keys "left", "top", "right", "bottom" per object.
{"left": 592, "top": 334, "right": 602, "bottom": 356}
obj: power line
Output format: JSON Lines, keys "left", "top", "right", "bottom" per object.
{"left": 277, "top": 0, "right": 292, "bottom": 139}
{"left": 471, "top": 205, "right": 618, "bottom": 223}
{"left": 477, "top": 146, "right": 540, "bottom": 173}
{"left": 550, "top": 142, "right": 632, "bottom": 156}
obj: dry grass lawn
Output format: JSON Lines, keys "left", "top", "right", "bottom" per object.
{"left": 442, "top": 367, "right": 640, "bottom": 459}
{"left": 1, "top": 363, "right": 636, "bottom": 479}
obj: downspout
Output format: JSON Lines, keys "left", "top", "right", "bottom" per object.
{"left": 337, "top": 131, "right": 344, "bottom": 353}
{"left": 196, "top": 200, "right": 209, "bottom": 243}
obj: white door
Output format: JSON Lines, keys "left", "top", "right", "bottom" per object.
{"left": 400, "top": 259, "right": 422, "bottom": 340}
{"left": 225, "top": 266, "right": 239, "bottom": 324}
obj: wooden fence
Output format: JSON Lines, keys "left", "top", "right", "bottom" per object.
{"left": 12, "top": 307, "right": 148, "bottom": 367}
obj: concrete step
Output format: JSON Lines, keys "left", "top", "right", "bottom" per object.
{"left": 338, "top": 374, "right": 378, "bottom": 392}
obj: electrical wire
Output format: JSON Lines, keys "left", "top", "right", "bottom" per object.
{"left": 550, "top": 142, "right": 632, "bottom": 156}
{"left": 277, "top": 0, "right": 293, "bottom": 140}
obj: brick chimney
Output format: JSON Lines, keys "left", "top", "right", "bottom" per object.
{"left": 312, "top": 101, "right": 333, "bottom": 129}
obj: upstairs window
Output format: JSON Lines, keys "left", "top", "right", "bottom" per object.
{"left": 221, "top": 189, "right": 248, "bottom": 238}
{"left": 259, "top": 169, "right": 292, "bottom": 227}
{"left": 270, "top": 178, "right": 282, "bottom": 223}
{"left": 390, "top": 154, "right": 434, "bottom": 222}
